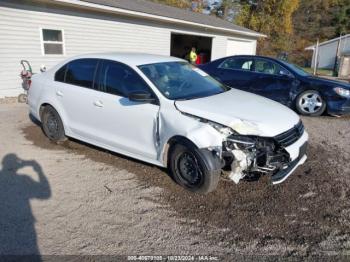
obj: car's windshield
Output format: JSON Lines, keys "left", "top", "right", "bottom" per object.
{"left": 138, "top": 61, "right": 229, "bottom": 100}
{"left": 280, "top": 61, "right": 310, "bottom": 77}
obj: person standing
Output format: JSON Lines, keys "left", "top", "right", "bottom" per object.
{"left": 189, "top": 47, "right": 198, "bottom": 65}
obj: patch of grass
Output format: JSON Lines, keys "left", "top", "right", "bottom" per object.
{"left": 302, "top": 67, "right": 333, "bottom": 76}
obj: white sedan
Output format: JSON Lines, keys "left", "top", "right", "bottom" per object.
{"left": 28, "top": 53, "right": 308, "bottom": 193}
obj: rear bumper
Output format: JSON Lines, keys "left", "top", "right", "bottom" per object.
{"left": 272, "top": 142, "right": 308, "bottom": 185}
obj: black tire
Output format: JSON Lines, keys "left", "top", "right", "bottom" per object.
{"left": 41, "top": 106, "right": 66, "bottom": 142}
{"left": 169, "top": 142, "right": 220, "bottom": 194}
{"left": 18, "top": 93, "right": 27, "bottom": 103}
{"left": 295, "top": 90, "right": 326, "bottom": 116}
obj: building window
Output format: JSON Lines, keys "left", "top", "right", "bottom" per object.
{"left": 41, "top": 29, "right": 64, "bottom": 55}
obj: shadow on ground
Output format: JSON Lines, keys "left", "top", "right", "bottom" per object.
{"left": 0, "top": 153, "right": 50, "bottom": 261}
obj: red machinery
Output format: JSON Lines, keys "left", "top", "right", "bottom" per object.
{"left": 19, "top": 60, "right": 33, "bottom": 103}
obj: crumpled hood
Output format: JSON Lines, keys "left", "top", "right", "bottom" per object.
{"left": 175, "top": 89, "right": 300, "bottom": 137}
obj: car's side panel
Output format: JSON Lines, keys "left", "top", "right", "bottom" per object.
{"left": 156, "top": 104, "right": 224, "bottom": 167}
{"left": 248, "top": 72, "right": 295, "bottom": 106}
{"left": 91, "top": 91, "right": 160, "bottom": 160}
{"left": 53, "top": 81, "right": 104, "bottom": 142}
{"left": 215, "top": 68, "right": 254, "bottom": 89}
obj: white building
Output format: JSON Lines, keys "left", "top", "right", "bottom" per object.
{"left": 0, "top": 0, "right": 264, "bottom": 98}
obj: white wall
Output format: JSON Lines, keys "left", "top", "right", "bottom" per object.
{"left": 0, "top": 0, "right": 257, "bottom": 97}
{"left": 226, "top": 38, "right": 257, "bottom": 56}
{"left": 212, "top": 36, "right": 228, "bottom": 60}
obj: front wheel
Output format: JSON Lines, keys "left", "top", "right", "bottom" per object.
{"left": 169, "top": 143, "right": 220, "bottom": 194}
{"left": 296, "top": 90, "right": 326, "bottom": 116}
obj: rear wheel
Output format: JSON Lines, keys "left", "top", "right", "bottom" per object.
{"left": 169, "top": 143, "right": 220, "bottom": 194}
{"left": 41, "top": 106, "right": 66, "bottom": 142}
{"left": 296, "top": 90, "right": 326, "bottom": 116}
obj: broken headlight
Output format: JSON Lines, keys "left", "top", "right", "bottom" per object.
{"left": 182, "top": 112, "right": 234, "bottom": 136}
{"left": 207, "top": 121, "right": 234, "bottom": 136}
{"left": 224, "top": 134, "right": 257, "bottom": 150}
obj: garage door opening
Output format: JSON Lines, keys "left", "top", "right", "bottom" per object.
{"left": 170, "top": 33, "right": 212, "bottom": 64}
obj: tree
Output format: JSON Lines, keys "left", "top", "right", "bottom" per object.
{"left": 291, "top": 0, "right": 349, "bottom": 65}
{"left": 236, "top": 0, "right": 300, "bottom": 56}
{"left": 332, "top": 0, "right": 350, "bottom": 35}
{"left": 218, "top": 0, "right": 243, "bottom": 21}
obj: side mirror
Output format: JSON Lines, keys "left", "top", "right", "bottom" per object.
{"left": 128, "top": 91, "right": 156, "bottom": 103}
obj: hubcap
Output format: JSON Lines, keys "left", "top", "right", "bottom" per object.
{"left": 46, "top": 113, "right": 59, "bottom": 137}
{"left": 177, "top": 152, "right": 202, "bottom": 186}
{"left": 299, "top": 93, "right": 323, "bottom": 113}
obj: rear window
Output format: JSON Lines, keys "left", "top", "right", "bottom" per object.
{"left": 54, "top": 65, "right": 67, "bottom": 82}
{"left": 219, "top": 57, "right": 254, "bottom": 71}
{"left": 65, "top": 59, "right": 98, "bottom": 89}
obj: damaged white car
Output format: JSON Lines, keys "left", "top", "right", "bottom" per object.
{"left": 28, "top": 53, "right": 308, "bottom": 193}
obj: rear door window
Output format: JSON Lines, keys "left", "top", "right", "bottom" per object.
{"left": 254, "top": 58, "right": 291, "bottom": 76}
{"left": 219, "top": 57, "right": 254, "bottom": 71}
{"left": 65, "top": 59, "right": 98, "bottom": 88}
{"left": 97, "top": 60, "right": 151, "bottom": 97}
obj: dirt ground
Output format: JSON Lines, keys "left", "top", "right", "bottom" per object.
{"left": 1, "top": 103, "right": 350, "bottom": 259}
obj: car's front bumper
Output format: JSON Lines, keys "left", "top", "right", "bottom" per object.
{"left": 327, "top": 97, "right": 350, "bottom": 115}
{"left": 284, "top": 130, "right": 308, "bottom": 161}
{"left": 271, "top": 142, "right": 308, "bottom": 185}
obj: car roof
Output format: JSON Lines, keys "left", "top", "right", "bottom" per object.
{"left": 69, "top": 52, "right": 185, "bottom": 66}
{"left": 206, "top": 55, "right": 283, "bottom": 66}
{"left": 223, "top": 55, "right": 281, "bottom": 61}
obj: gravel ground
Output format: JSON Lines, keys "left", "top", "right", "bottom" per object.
{"left": 1, "top": 103, "right": 350, "bottom": 259}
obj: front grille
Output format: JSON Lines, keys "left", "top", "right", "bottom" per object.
{"left": 274, "top": 121, "right": 304, "bottom": 147}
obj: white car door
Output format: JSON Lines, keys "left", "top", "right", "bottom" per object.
{"left": 91, "top": 60, "right": 160, "bottom": 160}
{"left": 53, "top": 58, "right": 102, "bottom": 142}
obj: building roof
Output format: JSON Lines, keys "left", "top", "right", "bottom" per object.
{"left": 56, "top": 0, "right": 265, "bottom": 38}
{"left": 305, "top": 34, "right": 350, "bottom": 50}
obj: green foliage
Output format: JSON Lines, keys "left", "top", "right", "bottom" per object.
{"left": 332, "top": 0, "right": 350, "bottom": 35}
{"left": 236, "top": 0, "right": 299, "bottom": 56}
{"left": 290, "top": 0, "right": 350, "bottom": 65}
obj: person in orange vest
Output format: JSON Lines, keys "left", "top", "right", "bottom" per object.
{"left": 189, "top": 47, "right": 198, "bottom": 65}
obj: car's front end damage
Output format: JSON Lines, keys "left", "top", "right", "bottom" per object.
{"left": 177, "top": 112, "right": 308, "bottom": 185}
{"left": 220, "top": 121, "right": 308, "bottom": 184}
{"left": 171, "top": 87, "right": 309, "bottom": 186}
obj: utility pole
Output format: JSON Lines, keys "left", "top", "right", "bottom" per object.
{"left": 313, "top": 39, "right": 319, "bottom": 75}
{"left": 333, "top": 33, "right": 343, "bottom": 77}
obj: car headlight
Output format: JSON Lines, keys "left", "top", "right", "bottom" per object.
{"left": 334, "top": 87, "right": 350, "bottom": 98}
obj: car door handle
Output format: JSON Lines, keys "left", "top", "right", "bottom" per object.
{"left": 56, "top": 91, "right": 63, "bottom": 97}
{"left": 93, "top": 100, "right": 104, "bottom": 108}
